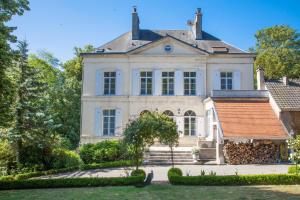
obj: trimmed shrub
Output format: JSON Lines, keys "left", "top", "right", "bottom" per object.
{"left": 0, "top": 176, "right": 144, "bottom": 190}
{"left": 0, "top": 167, "right": 79, "bottom": 181}
{"left": 168, "top": 168, "right": 182, "bottom": 179}
{"left": 81, "top": 160, "right": 138, "bottom": 170}
{"left": 168, "top": 174, "right": 300, "bottom": 185}
{"left": 79, "top": 140, "right": 132, "bottom": 164}
{"left": 288, "top": 165, "right": 300, "bottom": 174}
{"left": 52, "top": 148, "right": 82, "bottom": 169}
{"left": 131, "top": 169, "right": 146, "bottom": 179}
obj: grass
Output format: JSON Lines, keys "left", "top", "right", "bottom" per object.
{"left": 0, "top": 185, "right": 300, "bottom": 200}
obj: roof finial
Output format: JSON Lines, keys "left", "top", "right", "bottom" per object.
{"left": 133, "top": 6, "right": 137, "bottom": 13}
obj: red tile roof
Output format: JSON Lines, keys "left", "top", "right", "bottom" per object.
{"left": 214, "top": 100, "right": 288, "bottom": 139}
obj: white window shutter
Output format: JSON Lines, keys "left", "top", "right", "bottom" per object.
{"left": 154, "top": 69, "right": 162, "bottom": 96}
{"left": 233, "top": 71, "right": 241, "bottom": 90}
{"left": 132, "top": 69, "right": 140, "bottom": 95}
{"left": 95, "top": 69, "right": 103, "bottom": 96}
{"left": 116, "top": 70, "right": 122, "bottom": 95}
{"left": 197, "top": 117, "right": 205, "bottom": 137}
{"left": 94, "top": 107, "right": 102, "bottom": 136}
{"left": 175, "top": 70, "right": 183, "bottom": 95}
{"left": 213, "top": 71, "right": 221, "bottom": 90}
{"left": 176, "top": 116, "right": 184, "bottom": 137}
{"left": 115, "top": 108, "right": 122, "bottom": 136}
{"left": 196, "top": 70, "right": 204, "bottom": 96}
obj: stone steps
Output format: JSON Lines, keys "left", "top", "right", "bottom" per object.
{"left": 145, "top": 150, "right": 194, "bottom": 165}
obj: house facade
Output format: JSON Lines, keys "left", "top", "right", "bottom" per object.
{"left": 81, "top": 8, "right": 253, "bottom": 143}
{"left": 80, "top": 8, "right": 288, "bottom": 164}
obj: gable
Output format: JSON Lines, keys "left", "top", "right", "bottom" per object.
{"left": 128, "top": 36, "right": 208, "bottom": 56}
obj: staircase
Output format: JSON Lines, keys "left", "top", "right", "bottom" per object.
{"left": 144, "top": 147, "right": 194, "bottom": 165}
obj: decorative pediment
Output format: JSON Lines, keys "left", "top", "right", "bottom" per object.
{"left": 128, "top": 36, "right": 208, "bottom": 56}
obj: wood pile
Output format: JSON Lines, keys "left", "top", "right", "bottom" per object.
{"left": 223, "top": 141, "right": 279, "bottom": 164}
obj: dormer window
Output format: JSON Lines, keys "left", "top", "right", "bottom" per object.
{"left": 212, "top": 47, "right": 228, "bottom": 53}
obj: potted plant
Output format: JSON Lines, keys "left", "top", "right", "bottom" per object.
{"left": 192, "top": 148, "right": 200, "bottom": 161}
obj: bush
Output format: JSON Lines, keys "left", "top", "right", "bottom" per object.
{"left": 0, "top": 176, "right": 144, "bottom": 190}
{"left": 168, "top": 174, "right": 300, "bottom": 185}
{"left": 52, "top": 148, "right": 82, "bottom": 169}
{"left": 0, "top": 141, "right": 17, "bottom": 176}
{"left": 288, "top": 165, "right": 300, "bottom": 174}
{"left": 79, "top": 140, "right": 132, "bottom": 164}
{"left": 168, "top": 168, "right": 182, "bottom": 179}
{"left": 131, "top": 169, "right": 146, "bottom": 179}
{"left": 81, "top": 160, "right": 139, "bottom": 170}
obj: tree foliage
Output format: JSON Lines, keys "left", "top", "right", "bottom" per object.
{"left": 0, "top": 0, "right": 29, "bottom": 129}
{"left": 287, "top": 135, "right": 300, "bottom": 174}
{"left": 123, "top": 112, "right": 178, "bottom": 169}
{"left": 254, "top": 25, "right": 300, "bottom": 79}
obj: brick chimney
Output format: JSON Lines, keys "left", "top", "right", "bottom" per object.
{"left": 256, "top": 66, "right": 265, "bottom": 90}
{"left": 132, "top": 6, "right": 140, "bottom": 40}
{"left": 283, "top": 76, "right": 289, "bottom": 86}
{"left": 192, "top": 8, "right": 203, "bottom": 40}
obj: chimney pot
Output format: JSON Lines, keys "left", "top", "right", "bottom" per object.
{"left": 283, "top": 76, "right": 289, "bottom": 86}
{"left": 256, "top": 66, "right": 265, "bottom": 90}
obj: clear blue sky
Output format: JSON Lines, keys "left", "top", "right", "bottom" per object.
{"left": 9, "top": 0, "right": 300, "bottom": 62}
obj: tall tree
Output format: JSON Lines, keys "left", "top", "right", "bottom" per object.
{"left": 0, "top": 0, "right": 29, "bottom": 129}
{"left": 9, "top": 41, "right": 58, "bottom": 168}
{"left": 57, "top": 45, "right": 94, "bottom": 149}
{"left": 254, "top": 25, "right": 300, "bottom": 79}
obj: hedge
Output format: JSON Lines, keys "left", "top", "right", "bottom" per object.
{"left": 0, "top": 176, "right": 144, "bottom": 190}
{"left": 0, "top": 160, "right": 141, "bottom": 181}
{"left": 0, "top": 167, "right": 79, "bottom": 181}
{"left": 288, "top": 165, "right": 300, "bottom": 174}
{"left": 169, "top": 174, "right": 300, "bottom": 185}
{"left": 81, "top": 160, "right": 140, "bottom": 170}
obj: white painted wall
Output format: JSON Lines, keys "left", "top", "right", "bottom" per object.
{"left": 80, "top": 41, "right": 254, "bottom": 144}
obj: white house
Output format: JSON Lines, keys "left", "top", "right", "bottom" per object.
{"left": 80, "top": 8, "right": 288, "bottom": 164}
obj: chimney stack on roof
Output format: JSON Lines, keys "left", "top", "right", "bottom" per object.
{"left": 256, "top": 66, "right": 265, "bottom": 90}
{"left": 283, "top": 76, "right": 289, "bottom": 86}
{"left": 132, "top": 6, "right": 140, "bottom": 40}
{"left": 193, "top": 8, "right": 203, "bottom": 40}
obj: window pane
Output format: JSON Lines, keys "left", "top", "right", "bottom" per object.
{"left": 191, "top": 72, "right": 196, "bottom": 77}
{"left": 221, "top": 72, "right": 226, "bottom": 77}
{"left": 227, "top": 72, "right": 233, "bottom": 78}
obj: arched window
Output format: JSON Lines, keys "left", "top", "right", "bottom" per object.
{"left": 163, "top": 110, "right": 174, "bottom": 117}
{"left": 184, "top": 110, "right": 196, "bottom": 136}
{"left": 163, "top": 110, "right": 174, "bottom": 121}
{"left": 140, "top": 110, "right": 150, "bottom": 116}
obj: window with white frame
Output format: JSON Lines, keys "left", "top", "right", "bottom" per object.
{"left": 184, "top": 72, "right": 196, "bottom": 95}
{"left": 103, "top": 109, "right": 115, "bottom": 136}
{"left": 140, "top": 71, "right": 152, "bottom": 95}
{"left": 162, "top": 72, "right": 174, "bottom": 95}
{"left": 104, "top": 72, "right": 116, "bottom": 95}
{"left": 220, "top": 72, "right": 233, "bottom": 90}
{"left": 184, "top": 110, "right": 196, "bottom": 136}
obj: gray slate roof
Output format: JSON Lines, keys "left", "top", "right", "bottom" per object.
{"left": 266, "top": 79, "right": 300, "bottom": 111}
{"left": 94, "top": 30, "right": 248, "bottom": 54}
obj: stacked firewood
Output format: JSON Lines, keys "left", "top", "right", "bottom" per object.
{"left": 223, "top": 141, "right": 279, "bottom": 164}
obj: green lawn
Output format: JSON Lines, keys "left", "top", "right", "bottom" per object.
{"left": 0, "top": 185, "right": 300, "bottom": 200}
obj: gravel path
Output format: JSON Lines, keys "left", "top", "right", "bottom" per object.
{"left": 40, "top": 164, "right": 291, "bottom": 181}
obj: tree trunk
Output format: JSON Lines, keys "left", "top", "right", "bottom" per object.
{"left": 170, "top": 146, "right": 174, "bottom": 168}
